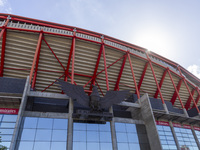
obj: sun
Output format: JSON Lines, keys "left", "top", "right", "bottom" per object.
{"left": 132, "top": 28, "right": 172, "bottom": 57}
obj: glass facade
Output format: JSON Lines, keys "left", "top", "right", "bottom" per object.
{"left": 194, "top": 130, "right": 200, "bottom": 143}
{"left": 0, "top": 114, "right": 17, "bottom": 149}
{"left": 156, "top": 125, "right": 176, "bottom": 150}
{"left": 115, "top": 122, "right": 140, "bottom": 150}
{"left": 73, "top": 122, "right": 112, "bottom": 150}
{"left": 174, "top": 127, "right": 198, "bottom": 150}
{"left": 17, "top": 117, "right": 68, "bottom": 150}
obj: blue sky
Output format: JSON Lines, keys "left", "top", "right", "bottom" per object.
{"left": 1, "top": 0, "right": 200, "bottom": 78}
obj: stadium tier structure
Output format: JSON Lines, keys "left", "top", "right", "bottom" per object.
{"left": 0, "top": 14, "right": 200, "bottom": 150}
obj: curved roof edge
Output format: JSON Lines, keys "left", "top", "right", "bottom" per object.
{"left": 0, "top": 13, "right": 199, "bottom": 88}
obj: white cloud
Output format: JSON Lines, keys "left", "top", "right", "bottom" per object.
{"left": 0, "top": 0, "right": 12, "bottom": 13}
{"left": 187, "top": 64, "right": 200, "bottom": 79}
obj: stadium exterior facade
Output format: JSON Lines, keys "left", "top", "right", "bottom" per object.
{"left": 0, "top": 14, "right": 200, "bottom": 150}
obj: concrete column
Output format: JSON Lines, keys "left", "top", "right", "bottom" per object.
{"left": 191, "top": 126, "right": 200, "bottom": 149}
{"left": 67, "top": 98, "right": 74, "bottom": 150}
{"left": 183, "top": 108, "right": 189, "bottom": 117}
{"left": 10, "top": 76, "right": 30, "bottom": 150}
{"left": 169, "top": 121, "right": 180, "bottom": 150}
{"left": 109, "top": 107, "right": 118, "bottom": 150}
{"left": 139, "top": 94, "right": 162, "bottom": 150}
{"left": 163, "top": 103, "right": 169, "bottom": 114}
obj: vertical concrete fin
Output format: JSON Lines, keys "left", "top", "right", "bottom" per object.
{"left": 139, "top": 94, "right": 162, "bottom": 150}
{"left": 67, "top": 98, "right": 74, "bottom": 150}
{"left": 10, "top": 76, "right": 30, "bottom": 150}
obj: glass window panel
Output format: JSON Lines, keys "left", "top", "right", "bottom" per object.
{"left": 0, "top": 129, "right": 14, "bottom": 134}
{"left": 159, "top": 135, "right": 166, "bottom": 140}
{"left": 73, "top": 142, "right": 86, "bottom": 150}
{"left": 161, "top": 140, "right": 167, "bottom": 144}
{"left": 174, "top": 127, "right": 180, "bottom": 132}
{"left": 51, "top": 142, "right": 66, "bottom": 150}
{"left": 73, "top": 131, "right": 86, "bottom": 142}
{"left": 127, "top": 133, "right": 139, "bottom": 143}
{"left": 118, "top": 143, "right": 129, "bottom": 150}
{"left": 33, "top": 142, "right": 50, "bottom": 150}
{"left": 73, "top": 123, "right": 86, "bottom": 131}
{"left": 87, "top": 143, "right": 99, "bottom": 150}
{"left": 37, "top": 118, "right": 53, "bottom": 129}
{"left": 52, "top": 130, "right": 67, "bottom": 142}
{"left": 162, "top": 145, "right": 169, "bottom": 149}
{"left": 0, "top": 123, "right": 15, "bottom": 128}
{"left": 99, "top": 123, "right": 110, "bottom": 132}
{"left": 0, "top": 115, "right": 2, "bottom": 120}
{"left": 2, "top": 115, "right": 17, "bottom": 122}
{"left": 99, "top": 132, "right": 111, "bottom": 142}
{"left": 129, "top": 143, "right": 140, "bottom": 150}
{"left": 18, "top": 141, "right": 34, "bottom": 150}
{"left": 100, "top": 143, "right": 112, "bottom": 150}
{"left": 35, "top": 129, "right": 52, "bottom": 141}
{"left": 0, "top": 135, "right": 12, "bottom": 141}
{"left": 87, "top": 131, "right": 99, "bottom": 142}
{"left": 23, "top": 117, "right": 37, "bottom": 129}
{"left": 115, "top": 123, "right": 126, "bottom": 132}
{"left": 20, "top": 129, "right": 36, "bottom": 141}
{"left": 116, "top": 132, "right": 128, "bottom": 143}
{"left": 125, "top": 123, "right": 136, "bottom": 133}
{"left": 87, "top": 124, "right": 99, "bottom": 131}
{"left": 157, "top": 125, "right": 163, "bottom": 131}
{"left": 53, "top": 119, "right": 68, "bottom": 130}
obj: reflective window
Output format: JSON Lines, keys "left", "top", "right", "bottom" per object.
{"left": 73, "top": 122, "right": 112, "bottom": 150}
{"left": 156, "top": 125, "right": 176, "bottom": 150}
{"left": 174, "top": 127, "right": 198, "bottom": 150}
{"left": 195, "top": 130, "right": 200, "bottom": 144}
{"left": 0, "top": 114, "right": 17, "bottom": 149}
{"left": 17, "top": 117, "right": 68, "bottom": 150}
{"left": 115, "top": 122, "right": 140, "bottom": 150}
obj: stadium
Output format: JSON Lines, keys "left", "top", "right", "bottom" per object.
{"left": 0, "top": 13, "right": 200, "bottom": 150}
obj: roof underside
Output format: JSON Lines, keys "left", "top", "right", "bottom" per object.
{"left": 0, "top": 14, "right": 200, "bottom": 111}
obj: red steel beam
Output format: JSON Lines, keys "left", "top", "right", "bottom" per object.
{"left": 102, "top": 42, "right": 109, "bottom": 91}
{"left": 137, "top": 62, "right": 149, "bottom": 92}
{"left": 31, "top": 32, "right": 43, "bottom": 89}
{"left": 96, "top": 55, "right": 124, "bottom": 76}
{"left": 146, "top": 53, "right": 165, "bottom": 104}
{"left": 114, "top": 53, "right": 128, "bottom": 91}
{"left": 0, "top": 29, "right": 7, "bottom": 77}
{"left": 154, "top": 69, "right": 167, "bottom": 98}
{"left": 170, "top": 79, "right": 183, "bottom": 105}
{"left": 128, "top": 53, "right": 140, "bottom": 98}
{"left": 167, "top": 69, "right": 184, "bottom": 108}
{"left": 178, "top": 67, "right": 200, "bottom": 113}
{"left": 43, "top": 37, "right": 65, "bottom": 70}
{"left": 89, "top": 44, "right": 103, "bottom": 92}
{"left": 29, "top": 32, "right": 43, "bottom": 84}
{"left": 64, "top": 34, "right": 76, "bottom": 82}
{"left": 192, "top": 89, "right": 200, "bottom": 108}
{"left": 185, "top": 88, "right": 195, "bottom": 110}
{"left": 71, "top": 32, "right": 76, "bottom": 84}
{"left": 0, "top": 18, "right": 9, "bottom": 39}
{"left": 0, "top": 18, "right": 10, "bottom": 77}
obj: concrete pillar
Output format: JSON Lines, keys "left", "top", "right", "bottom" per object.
{"left": 191, "top": 126, "right": 200, "bottom": 149}
{"left": 10, "top": 76, "right": 30, "bottom": 150}
{"left": 67, "top": 98, "right": 74, "bottom": 150}
{"left": 109, "top": 107, "right": 118, "bottom": 150}
{"left": 163, "top": 103, "right": 169, "bottom": 114}
{"left": 169, "top": 121, "right": 180, "bottom": 150}
{"left": 183, "top": 108, "right": 189, "bottom": 117}
{"left": 139, "top": 94, "right": 162, "bottom": 150}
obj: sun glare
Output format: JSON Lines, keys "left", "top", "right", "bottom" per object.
{"left": 133, "top": 28, "right": 172, "bottom": 57}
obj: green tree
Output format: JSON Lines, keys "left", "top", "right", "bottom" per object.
{"left": 0, "top": 135, "right": 8, "bottom": 150}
